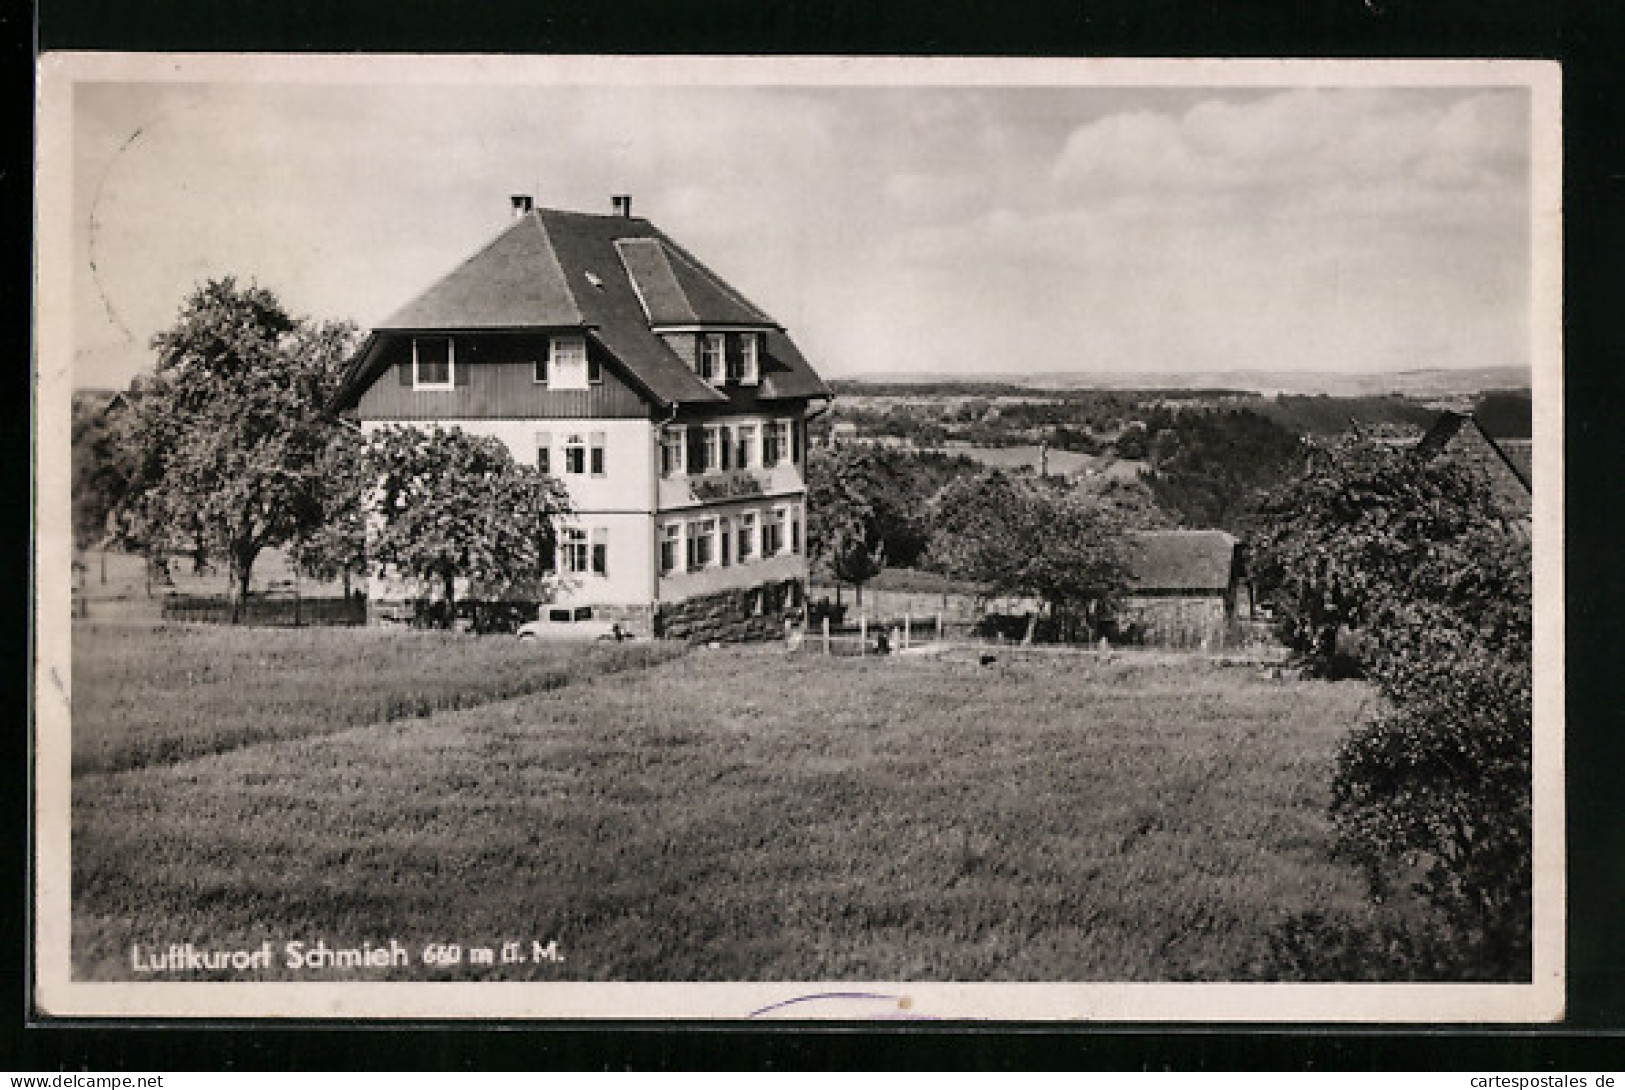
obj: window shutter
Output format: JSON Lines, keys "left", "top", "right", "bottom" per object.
{"left": 790, "top": 419, "right": 801, "bottom": 463}
{"left": 590, "top": 432, "right": 606, "bottom": 477}
{"left": 687, "top": 426, "right": 704, "bottom": 473}
{"left": 540, "top": 532, "right": 557, "bottom": 573}
{"left": 454, "top": 346, "right": 470, "bottom": 386}
{"left": 719, "top": 427, "right": 732, "bottom": 471}
{"left": 720, "top": 518, "right": 731, "bottom": 566}
{"left": 536, "top": 432, "right": 551, "bottom": 474}
{"left": 398, "top": 360, "right": 411, "bottom": 385}
{"left": 591, "top": 528, "right": 608, "bottom": 575}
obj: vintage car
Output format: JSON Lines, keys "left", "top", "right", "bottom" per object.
{"left": 516, "top": 605, "right": 631, "bottom": 642}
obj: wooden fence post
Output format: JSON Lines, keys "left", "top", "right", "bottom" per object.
{"left": 859, "top": 613, "right": 867, "bottom": 656}
{"left": 822, "top": 615, "right": 831, "bottom": 656}
{"left": 904, "top": 612, "right": 911, "bottom": 649}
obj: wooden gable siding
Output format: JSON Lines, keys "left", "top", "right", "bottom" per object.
{"left": 356, "top": 333, "right": 652, "bottom": 420}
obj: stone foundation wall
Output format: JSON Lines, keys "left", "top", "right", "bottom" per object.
{"left": 656, "top": 578, "right": 805, "bottom": 643}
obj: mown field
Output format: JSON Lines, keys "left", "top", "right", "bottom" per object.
{"left": 71, "top": 624, "right": 1387, "bottom": 981}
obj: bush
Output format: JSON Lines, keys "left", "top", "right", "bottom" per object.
{"left": 1256, "top": 436, "right": 1532, "bottom": 979}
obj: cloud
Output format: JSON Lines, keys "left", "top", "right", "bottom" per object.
{"left": 1052, "top": 88, "right": 1528, "bottom": 209}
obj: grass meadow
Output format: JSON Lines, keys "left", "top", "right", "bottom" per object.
{"left": 71, "top": 623, "right": 686, "bottom": 775}
{"left": 68, "top": 623, "right": 1395, "bottom": 982}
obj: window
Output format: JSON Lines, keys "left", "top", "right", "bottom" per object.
{"left": 549, "top": 336, "right": 589, "bottom": 390}
{"left": 564, "top": 434, "right": 587, "bottom": 475}
{"left": 588, "top": 354, "right": 603, "bottom": 384}
{"left": 718, "top": 425, "right": 733, "bottom": 471}
{"left": 548, "top": 608, "right": 572, "bottom": 623}
{"left": 533, "top": 357, "right": 547, "bottom": 384}
{"left": 574, "top": 606, "right": 594, "bottom": 621}
{"left": 536, "top": 431, "right": 551, "bottom": 475}
{"left": 590, "top": 528, "right": 608, "bottom": 576}
{"left": 764, "top": 419, "right": 787, "bottom": 466}
{"left": 560, "top": 528, "right": 590, "bottom": 574}
{"left": 413, "top": 337, "right": 454, "bottom": 389}
{"left": 764, "top": 507, "right": 787, "bottom": 556}
{"left": 737, "top": 511, "right": 758, "bottom": 561}
{"left": 661, "top": 426, "right": 686, "bottom": 478}
{"left": 686, "top": 518, "right": 717, "bottom": 570}
{"left": 719, "top": 516, "right": 732, "bottom": 566}
{"left": 791, "top": 504, "right": 802, "bottom": 554}
{"left": 660, "top": 522, "right": 682, "bottom": 575}
{"left": 726, "top": 335, "right": 744, "bottom": 383}
{"left": 740, "top": 333, "right": 759, "bottom": 385}
{"left": 700, "top": 334, "right": 725, "bottom": 383}
{"left": 589, "top": 432, "right": 606, "bottom": 477}
{"left": 735, "top": 424, "right": 757, "bottom": 469}
{"left": 701, "top": 426, "right": 721, "bottom": 474}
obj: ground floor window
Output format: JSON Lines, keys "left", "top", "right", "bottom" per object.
{"left": 660, "top": 522, "right": 682, "bottom": 574}
{"left": 686, "top": 518, "right": 717, "bottom": 570}
{"left": 591, "top": 528, "right": 608, "bottom": 575}
{"left": 560, "top": 528, "right": 590, "bottom": 573}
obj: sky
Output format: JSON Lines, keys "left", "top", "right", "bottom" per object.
{"left": 67, "top": 74, "right": 1533, "bottom": 390}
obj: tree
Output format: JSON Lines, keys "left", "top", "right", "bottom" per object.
{"left": 1329, "top": 522, "right": 1532, "bottom": 978}
{"left": 1256, "top": 435, "right": 1532, "bottom": 978}
{"left": 111, "top": 279, "right": 360, "bottom": 619}
{"left": 288, "top": 425, "right": 369, "bottom": 600}
{"left": 366, "top": 425, "right": 571, "bottom": 627}
{"left": 1250, "top": 436, "right": 1508, "bottom": 676}
{"left": 929, "top": 470, "right": 1126, "bottom": 642}
{"left": 71, "top": 393, "right": 130, "bottom": 555}
{"left": 805, "top": 445, "right": 935, "bottom": 605}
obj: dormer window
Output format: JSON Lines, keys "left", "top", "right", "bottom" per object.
{"left": 413, "top": 337, "right": 454, "bottom": 390}
{"left": 549, "top": 335, "right": 590, "bottom": 391}
{"left": 700, "top": 334, "right": 725, "bottom": 384}
{"left": 740, "top": 333, "right": 760, "bottom": 386}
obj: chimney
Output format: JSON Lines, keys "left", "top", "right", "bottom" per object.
{"left": 510, "top": 194, "right": 534, "bottom": 219}
{"left": 611, "top": 194, "right": 632, "bottom": 217}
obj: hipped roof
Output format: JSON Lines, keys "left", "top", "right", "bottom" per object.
{"left": 336, "top": 208, "right": 828, "bottom": 409}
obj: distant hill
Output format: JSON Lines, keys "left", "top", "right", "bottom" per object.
{"left": 837, "top": 367, "right": 1531, "bottom": 400}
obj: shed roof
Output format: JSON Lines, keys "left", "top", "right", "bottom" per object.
{"left": 336, "top": 207, "right": 827, "bottom": 409}
{"left": 1122, "top": 530, "right": 1238, "bottom": 593}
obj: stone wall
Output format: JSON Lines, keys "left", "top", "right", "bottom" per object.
{"left": 656, "top": 578, "right": 805, "bottom": 643}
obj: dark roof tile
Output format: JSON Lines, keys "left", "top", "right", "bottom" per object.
{"left": 338, "top": 207, "right": 823, "bottom": 409}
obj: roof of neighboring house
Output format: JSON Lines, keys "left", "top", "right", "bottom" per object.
{"left": 336, "top": 207, "right": 827, "bottom": 410}
{"left": 1413, "top": 411, "right": 1531, "bottom": 492}
{"left": 1122, "top": 530, "right": 1238, "bottom": 594}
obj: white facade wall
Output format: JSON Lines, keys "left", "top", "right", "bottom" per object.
{"left": 439, "top": 418, "right": 658, "bottom": 516}
{"left": 360, "top": 413, "right": 807, "bottom": 612}
{"left": 381, "top": 418, "right": 659, "bottom": 606}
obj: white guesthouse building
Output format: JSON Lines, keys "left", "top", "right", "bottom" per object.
{"left": 333, "top": 195, "right": 830, "bottom": 639}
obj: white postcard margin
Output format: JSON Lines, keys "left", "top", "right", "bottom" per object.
{"left": 32, "top": 53, "right": 1565, "bottom": 1022}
